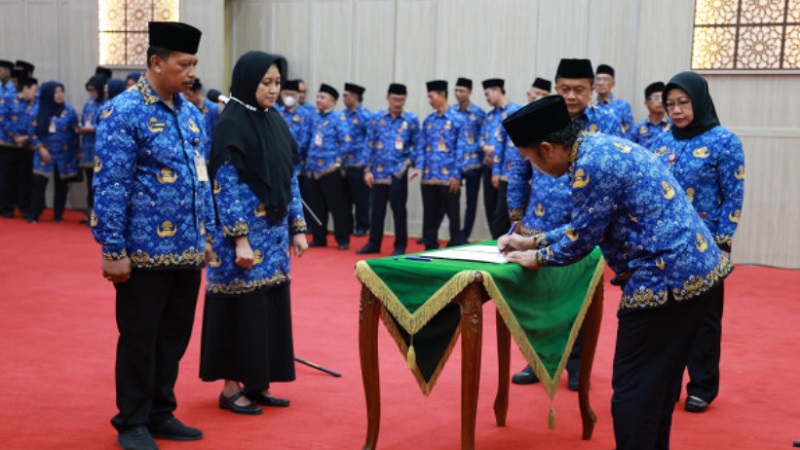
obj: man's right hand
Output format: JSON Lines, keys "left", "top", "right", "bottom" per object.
{"left": 102, "top": 257, "right": 132, "bottom": 284}
{"left": 364, "top": 171, "right": 374, "bottom": 188}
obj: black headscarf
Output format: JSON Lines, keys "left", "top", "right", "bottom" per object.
{"left": 209, "top": 51, "right": 298, "bottom": 222}
{"left": 664, "top": 71, "right": 720, "bottom": 140}
{"left": 36, "top": 81, "right": 65, "bottom": 138}
{"left": 86, "top": 74, "right": 107, "bottom": 102}
{"left": 107, "top": 79, "right": 126, "bottom": 99}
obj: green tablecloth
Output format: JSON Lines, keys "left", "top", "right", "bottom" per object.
{"left": 355, "top": 242, "right": 604, "bottom": 397}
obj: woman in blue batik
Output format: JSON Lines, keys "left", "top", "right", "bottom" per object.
{"left": 77, "top": 74, "right": 107, "bottom": 223}
{"left": 652, "top": 71, "right": 745, "bottom": 414}
{"left": 202, "top": 51, "right": 308, "bottom": 415}
{"left": 31, "top": 81, "right": 79, "bottom": 223}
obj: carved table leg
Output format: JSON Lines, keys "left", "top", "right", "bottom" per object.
{"left": 459, "top": 283, "right": 483, "bottom": 450}
{"left": 578, "top": 278, "right": 604, "bottom": 440}
{"left": 360, "top": 286, "right": 382, "bottom": 450}
{"left": 494, "top": 309, "right": 510, "bottom": 427}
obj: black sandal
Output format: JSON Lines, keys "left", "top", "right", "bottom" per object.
{"left": 219, "top": 391, "right": 263, "bottom": 415}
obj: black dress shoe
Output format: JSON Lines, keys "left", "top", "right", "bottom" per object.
{"left": 337, "top": 243, "right": 350, "bottom": 250}
{"left": 308, "top": 240, "right": 327, "bottom": 247}
{"left": 244, "top": 390, "right": 290, "bottom": 407}
{"left": 356, "top": 243, "right": 380, "bottom": 254}
{"left": 792, "top": 440, "right": 800, "bottom": 447}
{"left": 148, "top": 417, "right": 203, "bottom": 441}
{"left": 353, "top": 228, "right": 369, "bottom": 236}
{"left": 684, "top": 395, "right": 709, "bottom": 413}
{"left": 512, "top": 365, "right": 539, "bottom": 385}
{"left": 218, "top": 391, "right": 262, "bottom": 415}
{"left": 0, "top": 211, "right": 13, "bottom": 219}
{"left": 567, "top": 369, "right": 579, "bottom": 391}
{"left": 118, "top": 426, "right": 158, "bottom": 450}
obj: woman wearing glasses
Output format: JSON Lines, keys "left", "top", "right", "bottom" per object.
{"left": 650, "top": 71, "right": 745, "bottom": 414}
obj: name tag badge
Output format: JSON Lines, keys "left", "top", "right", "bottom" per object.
{"left": 395, "top": 138, "right": 403, "bottom": 151}
{"left": 438, "top": 140, "right": 447, "bottom": 152}
{"left": 315, "top": 133, "right": 323, "bottom": 147}
{"left": 195, "top": 155, "right": 209, "bottom": 182}
{"left": 48, "top": 117, "right": 57, "bottom": 134}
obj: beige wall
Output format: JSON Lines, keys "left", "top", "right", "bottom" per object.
{"left": 2, "top": 0, "right": 798, "bottom": 267}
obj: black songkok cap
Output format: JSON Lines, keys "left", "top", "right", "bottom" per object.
{"left": 556, "top": 59, "right": 594, "bottom": 79}
{"left": 502, "top": 96, "right": 572, "bottom": 148}
{"left": 532, "top": 77, "right": 552, "bottom": 92}
{"left": 596, "top": 64, "right": 615, "bottom": 78}
{"left": 319, "top": 83, "right": 339, "bottom": 100}
{"left": 191, "top": 78, "right": 202, "bottom": 91}
{"left": 482, "top": 78, "right": 504, "bottom": 90}
{"left": 456, "top": 77, "right": 472, "bottom": 89}
{"left": 645, "top": 81, "right": 665, "bottom": 99}
{"left": 11, "top": 69, "right": 27, "bottom": 80}
{"left": 15, "top": 60, "right": 34, "bottom": 74}
{"left": 148, "top": 21, "right": 202, "bottom": 54}
{"left": 0, "top": 60, "right": 13, "bottom": 70}
{"left": 282, "top": 79, "right": 300, "bottom": 91}
{"left": 426, "top": 80, "right": 447, "bottom": 92}
{"left": 95, "top": 66, "right": 113, "bottom": 79}
{"left": 344, "top": 82, "right": 365, "bottom": 95}
{"left": 388, "top": 83, "right": 407, "bottom": 95}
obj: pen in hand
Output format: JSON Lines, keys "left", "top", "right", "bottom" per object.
{"left": 498, "top": 223, "right": 516, "bottom": 254}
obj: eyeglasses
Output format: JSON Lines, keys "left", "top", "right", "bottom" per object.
{"left": 664, "top": 98, "right": 691, "bottom": 111}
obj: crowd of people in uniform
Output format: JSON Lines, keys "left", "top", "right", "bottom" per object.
{"left": 1, "top": 18, "right": 746, "bottom": 450}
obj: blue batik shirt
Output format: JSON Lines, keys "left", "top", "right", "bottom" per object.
{"left": 2, "top": 96, "right": 37, "bottom": 144}
{"left": 413, "top": 108, "right": 467, "bottom": 184}
{"left": 195, "top": 99, "right": 221, "bottom": 159}
{"left": 304, "top": 109, "right": 350, "bottom": 178}
{"left": 363, "top": 109, "right": 419, "bottom": 185}
{"left": 484, "top": 102, "right": 522, "bottom": 180}
{"left": 651, "top": 126, "right": 744, "bottom": 252}
{"left": 92, "top": 77, "right": 214, "bottom": 269}
{"left": 341, "top": 104, "right": 371, "bottom": 167}
{"left": 594, "top": 93, "right": 634, "bottom": 135}
{"left": 79, "top": 97, "right": 106, "bottom": 168}
{"left": 449, "top": 103, "right": 485, "bottom": 172}
{"left": 279, "top": 105, "right": 312, "bottom": 167}
{"left": 531, "top": 133, "right": 732, "bottom": 311}
{"left": 31, "top": 104, "right": 80, "bottom": 179}
{"left": 628, "top": 116, "right": 671, "bottom": 149}
{"left": 206, "top": 158, "right": 307, "bottom": 295}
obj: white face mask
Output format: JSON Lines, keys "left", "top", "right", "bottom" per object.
{"left": 282, "top": 95, "right": 297, "bottom": 107}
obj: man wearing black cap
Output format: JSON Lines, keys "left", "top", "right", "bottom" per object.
{"left": 499, "top": 95, "right": 732, "bottom": 450}
{"left": 96, "top": 66, "right": 114, "bottom": 79}
{"left": 341, "top": 82, "right": 371, "bottom": 237}
{"left": 15, "top": 60, "right": 34, "bottom": 78}
{"left": 481, "top": 78, "right": 521, "bottom": 239}
{"left": 449, "top": 77, "right": 485, "bottom": 242}
{"left": 303, "top": 83, "right": 351, "bottom": 250}
{"left": 526, "top": 77, "right": 551, "bottom": 103}
{"left": 510, "top": 58, "right": 621, "bottom": 388}
{"left": 410, "top": 80, "right": 467, "bottom": 249}
{"left": 627, "top": 81, "right": 671, "bottom": 148}
{"left": 278, "top": 79, "right": 312, "bottom": 153}
{"left": 358, "top": 83, "right": 419, "bottom": 256}
{"left": 593, "top": 64, "right": 634, "bottom": 135}
{"left": 183, "top": 77, "right": 221, "bottom": 159}
{"left": 0, "top": 60, "right": 15, "bottom": 98}
{"left": 92, "top": 21, "right": 211, "bottom": 450}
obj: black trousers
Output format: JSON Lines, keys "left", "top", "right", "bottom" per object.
{"left": 0, "top": 148, "right": 33, "bottom": 217}
{"left": 490, "top": 179, "right": 511, "bottom": 239}
{"left": 305, "top": 171, "right": 351, "bottom": 246}
{"left": 32, "top": 170, "right": 69, "bottom": 221}
{"left": 421, "top": 184, "right": 462, "bottom": 250}
{"left": 368, "top": 175, "right": 408, "bottom": 252}
{"left": 345, "top": 166, "right": 370, "bottom": 232}
{"left": 481, "top": 165, "right": 499, "bottom": 237}
{"left": 612, "top": 285, "right": 718, "bottom": 450}
{"left": 460, "top": 167, "right": 482, "bottom": 242}
{"left": 686, "top": 281, "right": 725, "bottom": 403}
{"left": 83, "top": 167, "right": 94, "bottom": 216}
{"left": 111, "top": 269, "right": 201, "bottom": 432}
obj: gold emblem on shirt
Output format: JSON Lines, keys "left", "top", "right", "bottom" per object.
{"left": 444, "top": 120, "right": 452, "bottom": 130}
{"left": 377, "top": 141, "right": 384, "bottom": 149}
{"left": 352, "top": 118, "right": 359, "bottom": 125}
{"left": 695, "top": 233, "right": 708, "bottom": 252}
{"left": 588, "top": 124, "right": 598, "bottom": 133}
{"left": 734, "top": 165, "right": 745, "bottom": 180}
{"left": 639, "top": 125, "right": 647, "bottom": 135}
{"left": 188, "top": 118, "right": 200, "bottom": 133}
{"left": 729, "top": 209, "right": 740, "bottom": 223}
{"left": 148, "top": 117, "right": 166, "bottom": 133}
{"left": 89, "top": 210, "right": 98, "bottom": 227}
{"left": 662, "top": 181, "right": 675, "bottom": 199}
{"left": 93, "top": 156, "right": 103, "bottom": 173}
{"left": 685, "top": 187, "right": 695, "bottom": 203}
{"left": 253, "top": 250, "right": 264, "bottom": 265}
{"left": 655, "top": 257, "right": 666, "bottom": 270}
{"left": 98, "top": 107, "right": 113, "bottom": 121}
{"left": 255, "top": 203, "right": 267, "bottom": 217}
{"left": 692, "top": 146, "right": 710, "bottom": 158}
{"left": 157, "top": 168, "right": 177, "bottom": 184}
{"left": 157, "top": 221, "right": 177, "bottom": 238}
{"left": 572, "top": 169, "right": 590, "bottom": 189}
{"left": 565, "top": 228, "right": 579, "bottom": 242}
{"left": 614, "top": 142, "right": 632, "bottom": 153}
{"left": 208, "top": 252, "right": 221, "bottom": 268}
{"left": 655, "top": 146, "right": 669, "bottom": 156}
{"left": 213, "top": 180, "right": 221, "bottom": 194}
{"left": 628, "top": 214, "right": 638, "bottom": 223}
{"left": 344, "top": 134, "right": 352, "bottom": 142}
{"left": 535, "top": 203, "right": 545, "bottom": 217}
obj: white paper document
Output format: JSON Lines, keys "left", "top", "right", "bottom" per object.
{"left": 420, "top": 245, "right": 508, "bottom": 264}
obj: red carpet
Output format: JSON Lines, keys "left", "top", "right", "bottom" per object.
{"left": 1, "top": 209, "right": 798, "bottom": 449}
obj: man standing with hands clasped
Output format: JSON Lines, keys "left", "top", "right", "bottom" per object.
{"left": 498, "top": 95, "right": 732, "bottom": 450}
{"left": 92, "top": 21, "right": 213, "bottom": 450}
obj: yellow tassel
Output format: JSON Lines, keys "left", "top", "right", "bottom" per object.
{"left": 406, "top": 344, "right": 417, "bottom": 371}
{"left": 548, "top": 406, "right": 556, "bottom": 430}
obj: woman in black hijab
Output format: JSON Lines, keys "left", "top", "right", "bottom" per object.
{"left": 649, "top": 71, "right": 745, "bottom": 414}
{"left": 201, "top": 51, "right": 308, "bottom": 415}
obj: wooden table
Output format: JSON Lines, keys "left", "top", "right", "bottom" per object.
{"left": 359, "top": 271, "right": 604, "bottom": 450}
